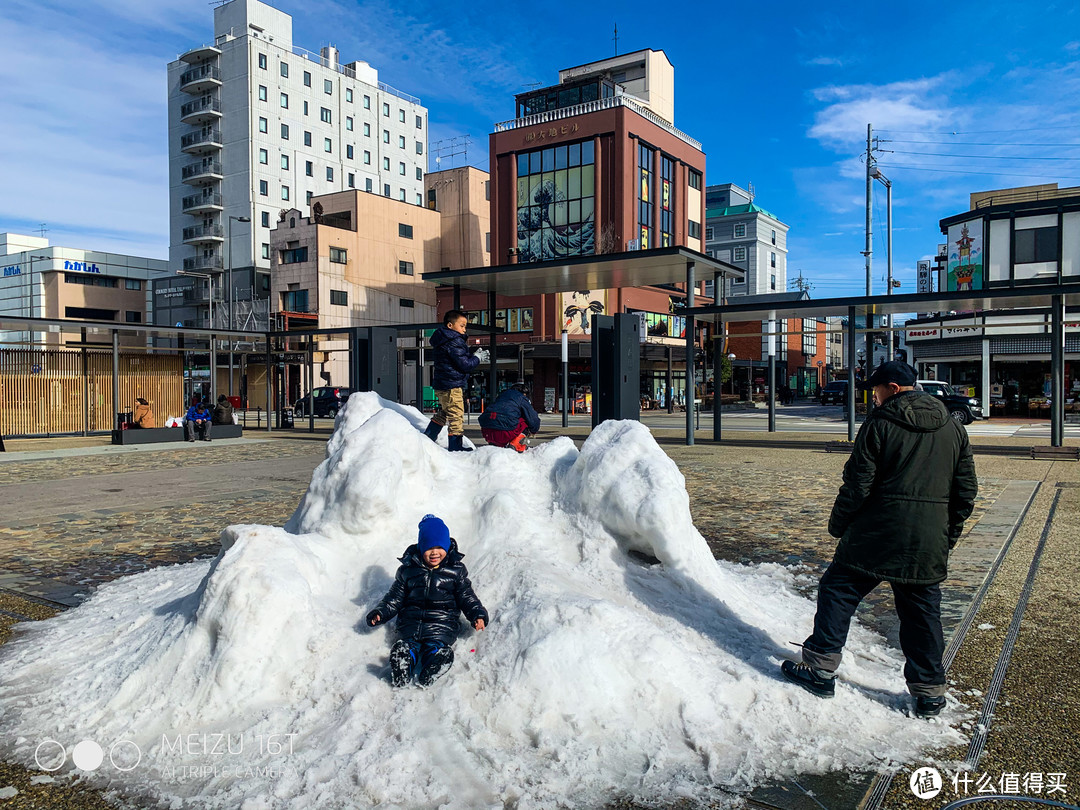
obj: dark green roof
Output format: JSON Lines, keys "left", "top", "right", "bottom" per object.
{"left": 705, "top": 203, "right": 782, "bottom": 221}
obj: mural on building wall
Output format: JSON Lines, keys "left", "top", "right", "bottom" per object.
{"left": 516, "top": 142, "right": 596, "bottom": 262}
{"left": 947, "top": 219, "right": 983, "bottom": 291}
{"left": 561, "top": 290, "right": 605, "bottom": 335}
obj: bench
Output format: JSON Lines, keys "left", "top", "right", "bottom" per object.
{"left": 111, "top": 425, "right": 244, "bottom": 445}
{"left": 1030, "top": 445, "right": 1080, "bottom": 461}
{"left": 824, "top": 440, "right": 855, "bottom": 453}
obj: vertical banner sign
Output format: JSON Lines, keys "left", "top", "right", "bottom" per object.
{"left": 917, "top": 260, "right": 931, "bottom": 293}
{"left": 947, "top": 219, "right": 984, "bottom": 291}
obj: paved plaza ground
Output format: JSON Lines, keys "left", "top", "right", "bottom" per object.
{"left": 0, "top": 415, "right": 1077, "bottom": 809}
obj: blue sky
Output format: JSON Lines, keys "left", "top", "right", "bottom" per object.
{"left": 1, "top": 0, "right": 1078, "bottom": 299}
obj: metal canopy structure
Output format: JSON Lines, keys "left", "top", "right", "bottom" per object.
{"left": 0, "top": 315, "right": 255, "bottom": 343}
{"left": 421, "top": 246, "right": 744, "bottom": 296}
{"left": 424, "top": 246, "right": 743, "bottom": 445}
{"left": 687, "top": 281, "right": 1080, "bottom": 448}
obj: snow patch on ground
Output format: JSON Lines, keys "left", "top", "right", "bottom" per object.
{"left": 0, "top": 393, "right": 963, "bottom": 808}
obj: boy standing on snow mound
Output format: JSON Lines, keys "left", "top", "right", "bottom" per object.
{"left": 367, "top": 515, "right": 488, "bottom": 688}
{"left": 422, "top": 309, "right": 489, "bottom": 452}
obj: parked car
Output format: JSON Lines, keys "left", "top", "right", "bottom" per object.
{"left": 819, "top": 380, "right": 849, "bottom": 405}
{"left": 915, "top": 380, "right": 983, "bottom": 425}
{"left": 293, "top": 387, "right": 352, "bottom": 418}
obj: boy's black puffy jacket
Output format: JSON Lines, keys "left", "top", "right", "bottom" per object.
{"left": 429, "top": 325, "right": 479, "bottom": 390}
{"left": 478, "top": 388, "right": 541, "bottom": 433}
{"left": 370, "top": 540, "right": 488, "bottom": 645}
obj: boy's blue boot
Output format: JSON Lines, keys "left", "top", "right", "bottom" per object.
{"left": 447, "top": 434, "right": 473, "bottom": 452}
{"left": 389, "top": 641, "right": 415, "bottom": 688}
{"left": 422, "top": 420, "right": 442, "bottom": 442}
{"left": 417, "top": 646, "right": 454, "bottom": 688}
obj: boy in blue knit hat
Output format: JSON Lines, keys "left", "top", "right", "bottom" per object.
{"left": 367, "top": 515, "right": 489, "bottom": 687}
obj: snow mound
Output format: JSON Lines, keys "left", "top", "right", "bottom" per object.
{"left": 0, "top": 393, "right": 962, "bottom": 809}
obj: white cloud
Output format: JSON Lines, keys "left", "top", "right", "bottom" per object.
{"left": 808, "top": 76, "right": 957, "bottom": 146}
{"left": 804, "top": 56, "right": 844, "bottom": 67}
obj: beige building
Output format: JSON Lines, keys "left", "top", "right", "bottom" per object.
{"left": 270, "top": 189, "right": 443, "bottom": 392}
{"left": 0, "top": 233, "right": 170, "bottom": 347}
{"left": 425, "top": 166, "right": 492, "bottom": 270}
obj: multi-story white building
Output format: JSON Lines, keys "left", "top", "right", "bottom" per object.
{"left": 703, "top": 183, "right": 788, "bottom": 298}
{"left": 167, "top": 0, "right": 429, "bottom": 327}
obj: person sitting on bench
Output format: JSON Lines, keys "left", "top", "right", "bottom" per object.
{"left": 185, "top": 401, "right": 212, "bottom": 442}
{"left": 132, "top": 397, "right": 155, "bottom": 429}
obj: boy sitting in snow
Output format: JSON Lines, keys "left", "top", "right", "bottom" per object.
{"left": 367, "top": 515, "right": 488, "bottom": 688}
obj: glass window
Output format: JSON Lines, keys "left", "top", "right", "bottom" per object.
{"left": 280, "top": 247, "right": 308, "bottom": 264}
{"left": 399, "top": 162, "right": 405, "bottom": 175}
{"left": 416, "top": 193, "right": 423, "bottom": 205}
{"left": 348, "top": 173, "right": 355, "bottom": 188}
{"left": 399, "top": 188, "right": 406, "bottom": 201}
{"left": 364, "top": 94, "right": 371, "bottom": 109}
{"left": 688, "top": 169, "right": 702, "bottom": 190}
{"left": 734, "top": 246, "right": 746, "bottom": 261}
{"left": 346, "top": 145, "right": 354, "bottom": 159}
{"left": 281, "top": 185, "right": 289, "bottom": 200}
{"left": 400, "top": 298, "right": 415, "bottom": 308}
{"left": 326, "top": 167, "right": 334, "bottom": 182}
{"left": 281, "top": 154, "right": 289, "bottom": 170}
{"left": 383, "top": 157, "right": 390, "bottom": 170}
{"left": 258, "top": 53, "right": 267, "bottom": 70}
{"left": 398, "top": 135, "right": 405, "bottom": 149}
{"left": 399, "top": 260, "right": 414, "bottom": 275}
{"left": 384, "top": 183, "right": 390, "bottom": 197}
{"left": 398, "top": 109, "right": 405, "bottom": 122}
{"left": 321, "top": 107, "right": 332, "bottom": 124}
{"left": 364, "top": 150, "right": 371, "bottom": 164}
{"left": 705, "top": 227, "right": 714, "bottom": 241}
{"left": 303, "top": 101, "right": 309, "bottom": 116}
{"left": 366, "top": 178, "right": 373, "bottom": 192}
{"left": 364, "top": 123, "right": 370, "bottom": 137}
{"left": 1015, "top": 226, "right": 1059, "bottom": 263}
{"left": 415, "top": 141, "right": 423, "bottom": 155}
{"left": 330, "top": 289, "right": 348, "bottom": 305}
{"left": 346, "top": 88, "right": 353, "bottom": 103}
{"left": 346, "top": 116, "right": 353, "bottom": 131}
{"left": 262, "top": 243, "right": 270, "bottom": 259}
{"left": 280, "top": 123, "right": 289, "bottom": 139}
{"left": 125, "top": 278, "right": 142, "bottom": 290}
{"left": 734, "top": 223, "right": 746, "bottom": 238}
{"left": 383, "top": 102, "right": 390, "bottom": 116}
{"left": 259, "top": 117, "right": 268, "bottom": 133}
{"left": 515, "top": 139, "right": 597, "bottom": 262}
{"left": 303, "top": 71, "right": 311, "bottom": 87}
{"left": 258, "top": 85, "right": 267, "bottom": 101}
{"left": 324, "top": 79, "right": 333, "bottom": 94}
{"left": 261, "top": 211, "right": 270, "bottom": 227}
{"left": 280, "top": 93, "right": 288, "bottom": 108}
{"left": 305, "top": 160, "right": 313, "bottom": 176}
{"left": 324, "top": 138, "right": 332, "bottom": 153}
{"left": 399, "top": 223, "right": 413, "bottom": 239}
{"left": 416, "top": 167, "right": 423, "bottom": 180}
{"left": 688, "top": 220, "right": 701, "bottom": 239}
{"left": 771, "top": 229, "right": 777, "bottom": 244}
{"left": 259, "top": 148, "right": 268, "bottom": 164}
{"left": 304, "top": 131, "right": 312, "bottom": 147}
{"left": 383, "top": 130, "right": 390, "bottom": 143}
{"left": 259, "top": 180, "right": 268, "bottom": 196}
{"left": 416, "top": 115, "right": 423, "bottom": 129}
{"left": 771, "top": 252, "right": 777, "bottom": 268}
{"left": 280, "top": 61, "right": 288, "bottom": 78}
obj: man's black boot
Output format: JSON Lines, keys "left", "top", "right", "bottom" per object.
{"left": 781, "top": 660, "right": 836, "bottom": 698}
{"left": 914, "top": 695, "right": 946, "bottom": 718}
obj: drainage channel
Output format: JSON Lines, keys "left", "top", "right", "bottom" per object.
{"left": 860, "top": 482, "right": 1048, "bottom": 810}
{"left": 0, "top": 586, "right": 72, "bottom": 614}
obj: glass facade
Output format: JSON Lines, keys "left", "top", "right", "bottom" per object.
{"left": 638, "top": 144, "right": 654, "bottom": 250}
{"left": 515, "top": 140, "right": 595, "bottom": 262}
{"left": 660, "top": 155, "right": 674, "bottom": 247}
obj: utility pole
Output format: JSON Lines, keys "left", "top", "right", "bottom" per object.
{"left": 789, "top": 269, "right": 814, "bottom": 294}
{"left": 863, "top": 124, "right": 875, "bottom": 394}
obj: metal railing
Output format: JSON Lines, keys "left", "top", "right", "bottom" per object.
{"left": 494, "top": 94, "right": 702, "bottom": 151}
{"left": 180, "top": 130, "right": 222, "bottom": 150}
{"left": 180, "top": 98, "right": 222, "bottom": 118}
{"left": 182, "top": 255, "right": 224, "bottom": 271}
{"left": 973, "top": 187, "right": 1080, "bottom": 208}
{"left": 181, "top": 161, "right": 222, "bottom": 180}
{"left": 181, "top": 192, "right": 223, "bottom": 211}
{"left": 182, "top": 224, "right": 225, "bottom": 241}
{"left": 179, "top": 64, "right": 221, "bottom": 87}
{"left": 379, "top": 81, "right": 421, "bottom": 106}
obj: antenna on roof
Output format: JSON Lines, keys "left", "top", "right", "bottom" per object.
{"left": 37, "top": 222, "right": 48, "bottom": 238}
{"left": 747, "top": 182, "right": 755, "bottom": 204}
{"left": 613, "top": 23, "right": 619, "bottom": 56}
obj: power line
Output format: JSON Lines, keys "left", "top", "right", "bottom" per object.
{"left": 876, "top": 162, "right": 1080, "bottom": 181}
{"left": 878, "top": 125, "right": 1080, "bottom": 135}
{"left": 889, "top": 149, "right": 1080, "bottom": 160}
{"left": 886, "top": 139, "right": 1080, "bottom": 147}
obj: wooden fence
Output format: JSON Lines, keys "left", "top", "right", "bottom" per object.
{"left": 0, "top": 349, "right": 183, "bottom": 437}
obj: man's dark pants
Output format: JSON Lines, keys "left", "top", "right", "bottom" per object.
{"left": 802, "top": 562, "right": 946, "bottom": 697}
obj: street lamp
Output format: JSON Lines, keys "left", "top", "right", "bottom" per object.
{"left": 870, "top": 167, "right": 894, "bottom": 359}
{"left": 227, "top": 215, "right": 251, "bottom": 398}
{"left": 726, "top": 352, "right": 736, "bottom": 396}
{"left": 26, "top": 254, "right": 48, "bottom": 345}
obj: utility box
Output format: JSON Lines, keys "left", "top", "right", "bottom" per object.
{"left": 591, "top": 313, "right": 641, "bottom": 426}
{"left": 350, "top": 327, "right": 399, "bottom": 401}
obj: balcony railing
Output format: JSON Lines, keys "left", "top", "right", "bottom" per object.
{"left": 182, "top": 256, "right": 224, "bottom": 272}
{"left": 180, "top": 130, "right": 222, "bottom": 150}
{"left": 493, "top": 94, "right": 702, "bottom": 151}
{"left": 180, "top": 98, "right": 222, "bottom": 119}
{"left": 179, "top": 64, "right": 221, "bottom": 88}
{"left": 181, "top": 161, "right": 223, "bottom": 182}
{"left": 182, "top": 224, "right": 225, "bottom": 241}
{"left": 181, "top": 193, "right": 223, "bottom": 212}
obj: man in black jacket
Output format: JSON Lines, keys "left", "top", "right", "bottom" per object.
{"left": 367, "top": 515, "right": 488, "bottom": 687}
{"left": 781, "top": 361, "right": 978, "bottom": 718}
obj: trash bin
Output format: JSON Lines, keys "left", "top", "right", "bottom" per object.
{"left": 279, "top": 408, "right": 294, "bottom": 429}
{"left": 116, "top": 411, "right": 133, "bottom": 430}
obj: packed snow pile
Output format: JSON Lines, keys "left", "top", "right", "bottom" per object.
{"left": 0, "top": 394, "right": 963, "bottom": 809}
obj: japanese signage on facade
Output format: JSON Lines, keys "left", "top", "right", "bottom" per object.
{"left": 917, "top": 260, "right": 931, "bottom": 293}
